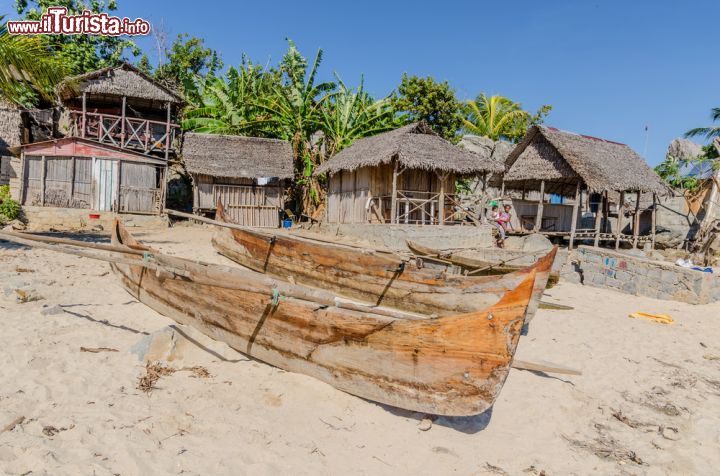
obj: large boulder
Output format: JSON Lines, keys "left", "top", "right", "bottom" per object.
{"left": 667, "top": 138, "right": 703, "bottom": 161}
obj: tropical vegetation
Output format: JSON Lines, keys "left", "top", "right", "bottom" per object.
{"left": 462, "top": 94, "right": 551, "bottom": 143}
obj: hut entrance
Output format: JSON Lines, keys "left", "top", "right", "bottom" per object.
{"left": 93, "top": 159, "right": 119, "bottom": 211}
{"left": 213, "top": 184, "right": 280, "bottom": 228}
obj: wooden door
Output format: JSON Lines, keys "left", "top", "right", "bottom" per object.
{"left": 93, "top": 159, "right": 119, "bottom": 211}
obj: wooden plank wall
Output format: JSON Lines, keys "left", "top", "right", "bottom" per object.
{"left": 73, "top": 158, "right": 92, "bottom": 208}
{"left": 119, "top": 162, "right": 160, "bottom": 213}
{"left": 0, "top": 157, "right": 10, "bottom": 186}
{"left": 22, "top": 156, "right": 43, "bottom": 206}
{"left": 511, "top": 199, "right": 576, "bottom": 232}
{"left": 213, "top": 183, "right": 280, "bottom": 228}
{"left": 43, "top": 157, "right": 74, "bottom": 207}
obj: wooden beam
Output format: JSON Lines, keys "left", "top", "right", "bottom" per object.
{"left": 593, "top": 191, "right": 605, "bottom": 247}
{"left": 569, "top": 182, "right": 581, "bottom": 249}
{"left": 615, "top": 191, "right": 625, "bottom": 250}
{"left": 632, "top": 190, "right": 641, "bottom": 248}
{"left": 534, "top": 180, "right": 545, "bottom": 232}
{"left": 120, "top": 96, "right": 126, "bottom": 147}
{"left": 70, "top": 156, "right": 76, "bottom": 201}
{"left": 438, "top": 171, "right": 446, "bottom": 226}
{"left": 390, "top": 160, "right": 399, "bottom": 224}
{"left": 165, "top": 102, "right": 171, "bottom": 161}
{"left": 40, "top": 155, "right": 46, "bottom": 207}
{"left": 81, "top": 92, "right": 87, "bottom": 138}
{"left": 651, "top": 193, "right": 657, "bottom": 250}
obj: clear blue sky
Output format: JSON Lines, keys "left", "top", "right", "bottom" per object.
{"left": 7, "top": 0, "right": 720, "bottom": 165}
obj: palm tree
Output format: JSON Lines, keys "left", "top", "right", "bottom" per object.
{"left": 182, "top": 59, "right": 279, "bottom": 137}
{"left": 685, "top": 107, "right": 720, "bottom": 142}
{"left": 320, "top": 75, "right": 398, "bottom": 157}
{"left": 461, "top": 94, "right": 530, "bottom": 142}
{"left": 259, "top": 40, "right": 336, "bottom": 212}
{"left": 0, "top": 16, "right": 65, "bottom": 105}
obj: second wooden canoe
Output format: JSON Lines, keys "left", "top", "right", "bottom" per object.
{"left": 212, "top": 202, "right": 557, "bottom": 320}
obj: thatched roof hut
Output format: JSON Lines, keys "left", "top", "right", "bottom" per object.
{"left": 315, "top": 122, "right": 505, "bottom": 176}
{"left": 0, "top": 106, "right": 23, "bottom": 158}
{"left": 57, "top": 62, "right": 183, "bottom": 104}
{"left": 504, "top": 125, "right": 671, "bottom": 195}
{"left": 182, "top": 133, "right": 293, "bottom": 180}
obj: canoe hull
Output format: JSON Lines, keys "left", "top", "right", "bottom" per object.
{"left": 212, "top": 204, "right": 556, "bottom": 320}
{"left": 110, "top": 221, "right": 535, "bottom": 416}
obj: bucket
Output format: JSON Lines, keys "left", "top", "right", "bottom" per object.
{"left": 282, "top": 219, "right": 293, "bottom": 229}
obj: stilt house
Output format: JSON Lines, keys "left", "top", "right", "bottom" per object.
{"left": 502, "top": 125, "right": 671, "bottom": 248}
{"left": 7, "top": 63, "right": 183, "bottom": 214}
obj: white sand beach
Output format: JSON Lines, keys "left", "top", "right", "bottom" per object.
{"left": 1, "top": 226, "right": 719, "bottom": 475}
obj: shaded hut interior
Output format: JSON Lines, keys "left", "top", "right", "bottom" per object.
{"left": 183, "top": 133, "right": 293, "bottom": 228}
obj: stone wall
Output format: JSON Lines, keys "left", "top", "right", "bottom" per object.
{"left": 22, "top": 206, "right": 168, "bottom": 232}
{"left": 561, "top": 245, "right": 720, "bottom": 304}
{"left": 311, "top": 223, "right": 495, "bottom": 251}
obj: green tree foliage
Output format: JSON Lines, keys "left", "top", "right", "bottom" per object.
{"left": 14, "top": 0, "right": 140, "bottom": 74}
{"left": 462, "top": 93, "right": 551, "bottom": 142}
{"left": 154, "top": 33, "right": 223, "bottom": 95}
{"left": 182, "top": 58, "right": 279, "bottom": 136}
{"left": 685, "top": 107, "right": 720, "bottom": 142}
{"left": 0, "top": 15, "right": 65, "bottom": 106}
{"left": 654, "top": 155, "right": 701, "bottom": 191}
{"left": 0, "top": 185, "right": 21, "bottom": 221}
{"left": 320, "top": 75, "right": 399, "bottom": 157}
{"left": 391, "top": 74, "right": 462, "bottom": 141}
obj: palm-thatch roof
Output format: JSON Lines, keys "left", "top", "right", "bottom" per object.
{"left": 182, "top": 133, "right": 293, "bottom": 180}
{"left": 504, "top": 125, "right": 671, "bottom": 196}
{"left": 315, "top": 122, "right": 505, "bottom": 176}
{"left": 57, "top": 63, "right": 183, "bottom": 104}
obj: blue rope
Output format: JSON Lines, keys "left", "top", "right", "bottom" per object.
{"left": 271, "top": 288, "right": 281, "bottom": 306}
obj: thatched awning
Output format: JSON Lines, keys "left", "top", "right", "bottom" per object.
{"left": 0, "top": 107, "right": 23, "bottom": 157}
{"left": 182, "top": 133, "right": 293, "bottom": 180}
{"left": 57, "top": 63, "right": 183, "bottom": 104}
{"left": 504, "top": 126, "right": 672, "bottom": 195}
{"left": 315, "top": 122, "right": 505, "bottom": 176}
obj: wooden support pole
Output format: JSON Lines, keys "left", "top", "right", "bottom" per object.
{"left": 615, "top": 191, "right": 625, "bottom": 250}
{"left": 120, "top": 96, "right": 126, "bottom": 147}
{"left": 534, "top": 180, "right": 545, "bottom": 232}
{"left": 593, "top": 191, "right": 605, "bottom": 247}
{"left": 651, "top": 193, "right": 657, "bottom": 249}
{"left": 81, "top": 92, "right": 87, "bottom": 138}
{"left": 632, "top": 190, "right": 641, "bottom": 248}
{"left": 165, "top": 101, "right": 171, "bottom": 161}
{"left": 70, "top": 156, "right": 76, "bottom": 201}
{"left": 438, "top": 171, "right": 446, "bottom": 226}
{"left": 500, "top": 178, "right": 505, "bottom": 198}
{"left": 569, "top": 182, "right": 581, "bottom": 249}
{"left": 40, "top": 155, "right": 46, "bottom": 207}
{"left": 390, "top": 161, "right": 399, "bottom": 224}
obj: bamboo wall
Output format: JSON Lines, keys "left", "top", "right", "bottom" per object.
{"left": 192, "top": 174, "right": 284, "bottom": 228}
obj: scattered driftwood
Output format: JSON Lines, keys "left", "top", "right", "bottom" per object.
{"left": 137, "top": 362, "right": 212, "bottom": 393}
{"left": 512, "top": 359, "right": 582, "bottom": 376}
{"left": 80, "top": 346, "right": 119, "bottom": 353}
{"left": 1, "top": 416, "right": 25, "bottom": 433}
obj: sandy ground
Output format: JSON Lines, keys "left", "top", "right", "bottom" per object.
{"left": 1, "top": 225, "right": 719, "bottom": 476}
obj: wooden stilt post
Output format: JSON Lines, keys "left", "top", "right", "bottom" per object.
{"left": 81, "top": 92, "right": 87, "bottom": 138}
{"left": 481, "top": 172, "right": 488, "bottom": 224}
{"left": 500, "top": 178, "right": 505, "bottom": 198}
{"left": 651, "top": 193, "right": 657, "bottom": 249}
{"left": 438, "top": 171, "right": 446, "bottom": 226}
{"left": 534, "top": 180, "right": 545, "bottom": 232}
{"left": 593, "top": 191, "right": 605, "bottom": 247}
{"left": 164, "top": 102, "right": 171, "bottom": 162}
{"left": 632, "top": 190, "right": 641, "bottom": 248}
{"left": 390, "top": 160, "right": 398, "bottom": 224}
{"left": 120, "top": 96, "right": 126, "bottom": 147}
{"left": 70, "top": 156, "right": 76, "bottom": 202}
{"left": 569, "top": 181, "right": 581, "bottom": 249}
{"left": 615, "top": 191, "right": 625, "bottom": 250}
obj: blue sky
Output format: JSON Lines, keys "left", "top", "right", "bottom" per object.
{"left": 7, "top": 0, "right": 720, "bottom": 165}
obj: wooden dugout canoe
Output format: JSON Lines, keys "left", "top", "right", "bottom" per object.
{"left": 406, "top": 240, "right": 560, "bottom": 287}
{"left": 212, "top": 202, "right": 557, "bottom": 320}
{"left": 109, "top": 220, "right": 536, "bottom": 416}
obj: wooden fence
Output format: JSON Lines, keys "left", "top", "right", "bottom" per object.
{"left": 213, "top": 184, "right": 280, "bottom": 228}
